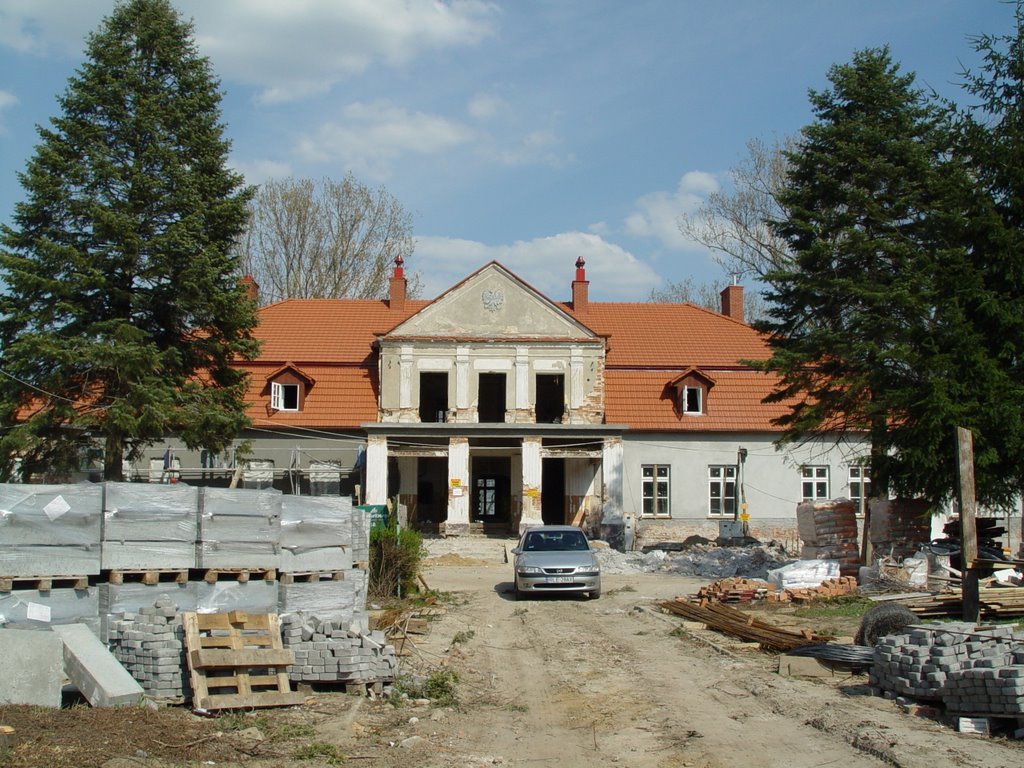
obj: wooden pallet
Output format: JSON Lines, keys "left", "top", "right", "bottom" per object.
{"left": 279, "top": 570, "right": 345, "bottom": 584}
{"left": 105, "top": 569, "right": 188, "bottom": 586}
{"left": 0, "top": 575, "right": 89, "bottom": 592}
{"left": 182, "top": 611, "right": 304, "bottom": 710}
{"left": 195, "top": 567, "right": 277, "bottom": 584}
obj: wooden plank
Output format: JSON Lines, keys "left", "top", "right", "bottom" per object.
{"left": 193, "top": 691, "right": 304, "bottom": 710}
{"left": 957, "top": 427, "right": 980, "bottom": 623}
{"left": 190, "top": 649, "right": 295, "bottom": 668}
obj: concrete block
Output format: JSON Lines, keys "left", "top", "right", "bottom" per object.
{"left": 0, "top": 628, "right": 63, "bottom": 706}
{"left": 53, "top": 623, "right": 145, "bottom": 707}
{"left": 778, "top": 654, "right": 842, "bottom": 678}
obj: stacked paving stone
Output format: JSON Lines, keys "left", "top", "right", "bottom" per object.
{"left": 107, "top": 596, "right": 189, "bottom": 701}
{"left": 796, "top": 499, "right": 861, "bottom": 577}
{"left": 280, "top": 615, "right": 397, "bottom": 683}
{"left": 198, "top": 487, "right": 282, "bottom": 569}
{"left": 868, "top": 499, "right": 931, "bottom": 561}
{"left": 0, "top": 483, "right": 102, "bottom": 576}
{"left": 0, "top": 587, "right": 100, "bottom": 636}
{"left": 871, "top": 622, "right": 1024, "bottom": 714}
{"left": 102, "top": 483, "right": 199, "bottom": 569}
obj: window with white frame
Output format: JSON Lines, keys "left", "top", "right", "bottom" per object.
{"left": 708, "top": 465, "right": 737, "bottom": 517}
{"left": 641, "top": 465, "right": 670, "bottom": 517}
{"left": 801, "top": 465, "right": 829, "bottom": 501}
{"left": 848, "top": 465, "right": 872, "bottom": 516}
{"left": 682, "top": 385, "right": 702, "bottom": 414}
{"left": 270, "top": 381, "right": 300, "bottom": 411}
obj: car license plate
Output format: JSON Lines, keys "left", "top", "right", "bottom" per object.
{"left": 546, "top": 576, "right": 574, "bottom": 583}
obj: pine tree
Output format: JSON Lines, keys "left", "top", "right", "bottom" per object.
{"left": 757, "top": 47, "right": 1016, "bottom": 507}
{"left": 0, "top": 0, "right": 258, "bottom": 481}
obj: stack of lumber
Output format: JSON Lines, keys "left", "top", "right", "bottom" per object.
{"left": 797, "top": 499, "right": 860, "bottom": 576}
{"left": 868, "top": 498, "right": 931, "bottom": 561}
{"left": 903, "top": 586, "right": 1024, "bottom": 619}
{"left": 658, "top": 597, "right": 834, "bottom": 652}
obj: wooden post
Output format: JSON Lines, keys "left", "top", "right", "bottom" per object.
{"left": 956, "top": 427, "right": 980, "bottom": 623}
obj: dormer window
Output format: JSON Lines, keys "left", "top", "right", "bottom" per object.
{"left": 271, "top": 381, "right": 300, "bottom": 411}
{"left": 667, "top": 368, "right": 715, "bottom": 418}
{"left": 265, "top": 363, "right": 314, "bottom": 413}
{"left": 682, "top": 385, "right": 702, "bottom": 415}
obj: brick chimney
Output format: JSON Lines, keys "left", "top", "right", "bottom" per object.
{"left": 389, "top": 255, "right": 407, "bottom": 312}
{"left": 571, "top": 257, "right": 589, "bottom": 316}
{"left": 720, "top": 283, "right": 744, "bottom": 323}
{"left": 240, "top": 275, "right": 259, "bottom": 304}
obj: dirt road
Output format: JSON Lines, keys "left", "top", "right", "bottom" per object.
{"left": 413, "top": 550, "right": 1024, "bottom": 768}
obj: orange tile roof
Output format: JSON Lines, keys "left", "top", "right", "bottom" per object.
{"left": 234, "top": 293, "right": 786, "bottom": 432}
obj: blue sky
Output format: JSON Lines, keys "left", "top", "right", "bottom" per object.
{"left": 0, "top": 1, "right": 1010, "bottom": 302}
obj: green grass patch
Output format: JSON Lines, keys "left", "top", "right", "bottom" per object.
{"left": 295, "top": 742, "right": 346, "bottom": 765}
{"left": 271, "top": 723, "right": 317, "bottom": 741}
{"left": 451, "top": 629, "right": 475, "bottom": 645}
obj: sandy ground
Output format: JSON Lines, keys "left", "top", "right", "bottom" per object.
{"left": 2, "top": 546, "right": 1024, "bottom": 767}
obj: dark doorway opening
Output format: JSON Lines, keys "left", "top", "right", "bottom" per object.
{"left": 542, "top": 457, "right": 566, "bottom": 525}
{"left": 471, "top": 456, "right": 511, "bottom": 529}
{"left": 478, "top": 373, "right": 506, "bottom": 423}
{"left": 535, "top": 374, "right": 565, "bottom": 423}
{"left": 414, "top": 457, "right": 447, "bottom": 532}
{"left": 419, "top": 372, "right": 448, "bottom": 422}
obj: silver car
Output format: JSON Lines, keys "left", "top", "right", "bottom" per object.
{"left": 511, "top": 525, "right": 601, "bottom": 600}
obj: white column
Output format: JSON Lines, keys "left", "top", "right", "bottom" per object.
{"left": 569, "top": 348, "right": 584, "bottom": 411}
{"left": 365, "top": 435, "right": 389, "bottom": 505}
{"left": 455, "top": 347, "right": 470, "bottom": 412}
{"left": 519, "top": 436, "right": 543, "bottom": 533}
{"left": 446, "top": 437, "right": 470, "bottom": 534}
{"left": 515, "top": 346, "right": 530, "bottom": 411}
{"left": 602, "top": 437, "right": 624, "bottom": 522}
{"left": 398, "top": 346, "right": 413, "bottom": 411}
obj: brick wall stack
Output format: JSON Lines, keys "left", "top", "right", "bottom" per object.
{"left": 107, "top": 597, "right": 189, "bottom": 701}
{"left": 871, "top": 622, "right": 1024, "bottom": 715}
{"left": 280, "top": 616, "right": 397, "bottom": 683}
{"left": 796, "top": 499, "right": 861, "bottom": 576}
{"left": 868, "top": 498, "right": 931, "bottom": 562}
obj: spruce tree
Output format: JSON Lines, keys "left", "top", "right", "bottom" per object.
{"left": 0, "top": 0, "right": 258, "bottom": 481}
{"left": 757, "top": 47, "right": 1013, "bottom": 507}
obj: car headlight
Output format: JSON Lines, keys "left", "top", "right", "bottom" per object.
{"left": 575, "top": 569, "right": 600, "bottom": 577}
{"left": 517, "top": 566, "right": 543, "bottom": 575}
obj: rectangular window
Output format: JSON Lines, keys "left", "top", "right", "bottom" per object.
{"left": 849, "top": 465, "right": 872, "bottom": 516}
{"left": 641, "top": 465, "right": 670, "bottom": 517}
{"left": 682, "top": 385, "right": 702, "bottom": 414}
{"left": 271, "top": 381, "right": 300, "bottom": 411}
{"left": 801, "top": 465, "right": 829, "bottom": 501}
{"left": 708, "top": 465, "right": 737, "bottom": 517}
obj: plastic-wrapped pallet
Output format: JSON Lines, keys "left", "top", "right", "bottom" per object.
{"left": 195, "top": 579, "right": 279, "bottom": 614}
{"left": 99, "top": 581, "right": 198, "bottom": 642}
{"left": 0, "top": 483, "right": 103, "bottom": 576}
{"left": 102, "top": 482, "right": 199, "bottom": 570}
{"left": 350, "top": 506, "right": 369, "bottom": 566}
{"left": 196, "top": 487, "right": 281, "bottom": 568}
{"left": 0, "top": 587, "right": 100, "bottom": 637}
{"left": 280, "top": 496, "right": 353, "bottom": 572}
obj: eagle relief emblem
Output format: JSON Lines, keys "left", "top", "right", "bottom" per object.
{"left": 481, "top": 289, "right": 504, "bottom": 312}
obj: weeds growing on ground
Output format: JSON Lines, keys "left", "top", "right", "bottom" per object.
{"left": 390, "top": 670, "right": 460, "bottom": 708}
{"left": 294, "top": 741, "right": 346, "bottom": 764}
{"left": 451, "top": 629, "right": 475, "bottom": 645}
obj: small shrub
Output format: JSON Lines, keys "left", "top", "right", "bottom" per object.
{"left": 295, "top": 741, "right": 346, "bottom": 765}
{"left": 271, "top": 723, "right": 317, "bottom": 741}
{"left": 451, "top": 629, "right": 475, "bottom": 645}
{"left": 369, "top": 508, "right": 424, "bottom": 599}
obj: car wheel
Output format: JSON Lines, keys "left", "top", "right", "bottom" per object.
{"left": 513, "top": 583, "right": 522, "bottom": 601}
{"left": 588, "top": 587, "right": 601, "bottom": 600}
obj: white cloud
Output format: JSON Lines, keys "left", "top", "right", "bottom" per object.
{"left": 625, "top": 171, "right": 720, "bottom": 250}
{"left": 412, "top": 232, "right": 661, "bottom": 301}
{"left": 295, "top": 100, "right": 476, "bottom": 180}
{"left": 0, "top": 1, "right": 498, "bottom": 105}
{"left": 189, "top": 0, "right": 498, "bottom": 105}
{"left": 467, "top": 92, "right": 506, "bottom": 121}
{"left": 0, "top": 89, "right": 19, "bottom": 131}
{"left": 231, "top": 157, "right": 293, "bottom": 187}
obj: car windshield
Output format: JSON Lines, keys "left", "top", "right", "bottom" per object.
{"left": 522, "top": 530, "right": 589, "bottom": 552}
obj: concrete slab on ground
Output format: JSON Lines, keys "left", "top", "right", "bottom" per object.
{"left": 0, "top": 627, "right": 64, "bottom": 706}
{"left": 53, "top": 623, "right": 145, "bottom": 707}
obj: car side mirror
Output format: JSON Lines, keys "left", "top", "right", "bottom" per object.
{"left": 511, "top": 547, "right": 522, "bottom": 555}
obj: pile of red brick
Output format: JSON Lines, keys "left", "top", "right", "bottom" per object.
{"left": 696, "top": 575, "right": 860, "bottom": 604}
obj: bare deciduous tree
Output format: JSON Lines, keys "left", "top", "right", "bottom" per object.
{"left": 238, "top": 175, "right": 417, "bottom": 303}
{"left": 649, "top": 276, "right": 768, "bottom": 322}
{"left": 679, "top": 136, "right": 794, "bottom": 282}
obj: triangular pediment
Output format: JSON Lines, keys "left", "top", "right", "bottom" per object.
{"left": 385, "top": 262, "right": 598, "bottom": 340}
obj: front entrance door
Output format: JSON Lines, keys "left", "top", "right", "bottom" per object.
{"left": 471, "top": 456, "right": 511, "bottom": 528}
